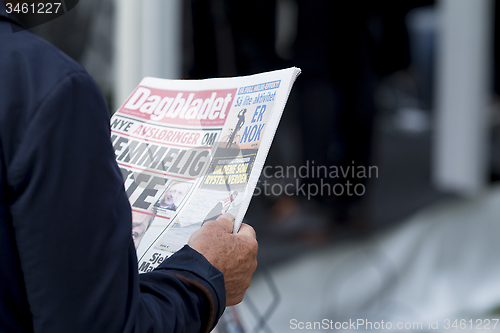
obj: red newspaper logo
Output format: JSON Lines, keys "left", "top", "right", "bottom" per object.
{"left": 120, "top": 86, "right": 236, "bottom": 127}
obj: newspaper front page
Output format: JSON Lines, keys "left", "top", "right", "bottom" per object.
{"left": 111, "top": 67, "right": 301, "bottom": 272}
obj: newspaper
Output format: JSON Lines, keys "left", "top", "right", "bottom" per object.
{"left": 110, "top": 67, "right": 301, "bottom": 272}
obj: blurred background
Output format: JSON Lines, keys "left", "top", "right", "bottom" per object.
{"left": 30, "top": 0, "right": 500, "bottom": 331}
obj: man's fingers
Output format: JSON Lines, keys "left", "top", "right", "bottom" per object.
{"left": 191, "top": 214, "right": 258, "bottom": 307}
{"left": 218, "top": 213, "right": 235, "bottom": 223}
{"left": 216, "top": 214, "right": 234, "bottom": 233}
{"left": 237, "top": 223, "right": 256, "bottom": 239}
{"left": 203, "top": 213, "right": 234, "bottom": 233}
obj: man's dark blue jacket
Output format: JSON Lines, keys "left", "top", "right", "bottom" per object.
{"left": 0, "top": 3, "right": 225, "bottom": 332}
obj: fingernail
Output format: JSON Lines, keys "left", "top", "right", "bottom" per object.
{"left": 220, "top": 213, "right": 235, "bottom": 221}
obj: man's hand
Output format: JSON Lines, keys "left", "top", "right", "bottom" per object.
{"left": 188, "top": 214, "right": 258, "bottom": 306}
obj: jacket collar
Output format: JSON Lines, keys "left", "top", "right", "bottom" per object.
{"left": 0, "top": 1, "right": 9, "bottom": 19}
{"left": 0, "top": 2, "right": 26, "bottom": 29}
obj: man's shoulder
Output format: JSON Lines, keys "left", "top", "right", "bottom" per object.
{"left": 0, "top": 18, "right": 103, "bottom": 167}
{"left": 0, "top": 17, "right": 96, "bottom": 120}
{"left": 0, "top": 23, "right": 87, "bottom": 93}
{"left": 0, "top": 0, "right": 88, "bottom": 102}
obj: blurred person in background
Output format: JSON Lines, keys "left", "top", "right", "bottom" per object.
{"left": 186, "top": 0, "right": 433, "bottom": 235}
{"left": 292, "top": 1, "right": 413, "bottom": 226}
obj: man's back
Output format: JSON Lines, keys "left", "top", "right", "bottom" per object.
{"left": 0, "top": 4, "right": 227, "bottom": 332}
{"left": 0, "top": 9, "right": 112, "bottom": 331}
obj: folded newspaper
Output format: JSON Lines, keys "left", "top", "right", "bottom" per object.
{"left": 111, "top": 67, "right": 301, "bottom": 272}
